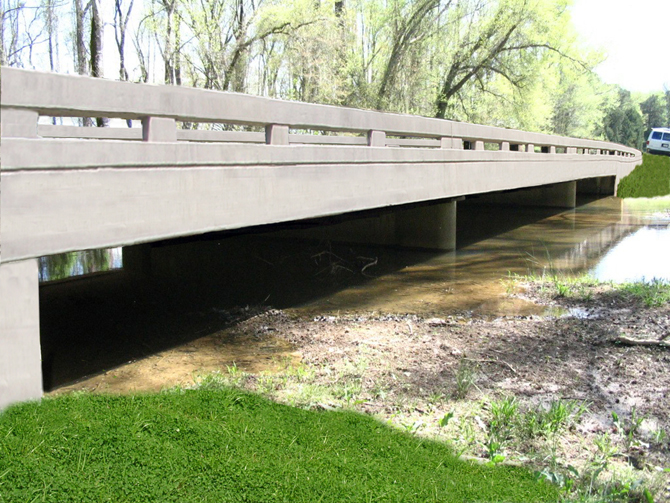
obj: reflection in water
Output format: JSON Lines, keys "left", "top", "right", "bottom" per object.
{"left": 39, "top": 248, "right": 123, "bottom": 282}
{"left": 592, "top": 226, "right": 670, "bottom": 282}
{"left": 296, "top": 196, "right": 670, "bottom": 317}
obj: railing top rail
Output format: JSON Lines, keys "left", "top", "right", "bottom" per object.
{"left": 1, "top": 67, "right": 638, "bottom": 155}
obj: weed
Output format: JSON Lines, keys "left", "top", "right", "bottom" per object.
{"left": 194, "top": 371, "right": 231, "bottom": 389}
{"left": 488, "top": 396, "right": 518, "bottom": 443}
{"left": 332, "top": 379, "right": 362, "bottom": 406}
{"left": 399, "top": 420, "right": 424, "bottom": 435}
{"left": 620, "top": 279, "right": 670, "bottom": 307}
{"left": 439, "top": 411, "right": 454, "bottom": 428}
{"left": 652, "top": 428, "right": 667, "bottom": 445}
{"left": 454, "top": 360, "right": 476, "bottom": 399}
{"left": 555, "top": 280, "right": 571, "bottom": 298}
{"left": 428, "top": 392, "right": 445, "bottom": 407}
{"left": 484, "top": 397, "right": 518, "bottom": 458}
{"left": 540, "top": 400, "right": 588, "bottom": 436}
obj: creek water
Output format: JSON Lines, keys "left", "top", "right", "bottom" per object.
{"left": 40, "top": 195, "right": 670, "bottom": 393}
{"left": 293, "top": 196, "right": 670, "bottom": 318}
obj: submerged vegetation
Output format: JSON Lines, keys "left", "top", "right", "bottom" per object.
{"left": 617, "top": 154, "right": 670, "bottom": 199}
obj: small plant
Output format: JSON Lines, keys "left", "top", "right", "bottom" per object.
{"left": 428, "top": 392, "right": 445, "bottom": 407}
{"left": 554, "top": 280, "right": 571, "bottom": 298}
{"left": 489, "top": 397, "right": 518, "bottom": 441}
{"left": 484, "top": 397, "right": 518, "bottom": 459}
{"left": 399, "top": 420, "right": 423, "bottom": 435}
{"left": 439, "top": 411, "right": 454, "bottom": 428}
{"left": 620, "top": 278, "right": 670, "bottom": 307}
{"left": 195, "top": 371, "right": 230, "bottom": 390}
{"left": 652, "top": 428, "right": 667, "bottom": 445}
{"left": 485, "top": 437, "right": 504, "bottom": 461}
{"left": 454, "top": 360, "right": 476, "bottom": 399}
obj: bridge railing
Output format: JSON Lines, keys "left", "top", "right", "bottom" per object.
{"left": 1, "top": 67, "right": 639, "bottom": 159}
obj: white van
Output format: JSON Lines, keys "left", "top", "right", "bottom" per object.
{"left": 646, "top": 127, "right": 670, "bottom": 156}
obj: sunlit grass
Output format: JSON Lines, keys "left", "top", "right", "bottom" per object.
{"left": 617, "top": 153, "right": 670, "bottom": 199}
{"left": 0, "top": 388, "right": 558, "bottom": 503}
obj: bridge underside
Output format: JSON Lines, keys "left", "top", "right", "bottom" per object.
{"left": 0, "top": 174, "right": 616, "bottom": 408}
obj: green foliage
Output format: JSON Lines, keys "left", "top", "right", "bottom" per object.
{"left": 640, "top": 94, "right": 668, "bottom": 135}
{"left": 616, "top": 153, "right": 670, "bottom": 199}
{"left": 601, "top": 88, "right": 645, "bottom": 149}
{"left": 619, "top": 279, "right": 670, "bottom": 307}
{"left": 0, "top": 389, "right": 559, "bottom": 502}
{"left": 523, "top": 400, "right": 588, "bottom": 439}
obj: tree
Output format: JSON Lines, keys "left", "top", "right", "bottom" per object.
{"left": 433, "top": 0, "right": 587, "bottom": 120}
{"left": 114, "top": 0, "right": 134, "bottom": 81}
{"left": 375, "top": 0, "right": 443, "bottom": 110}
{"left": 1, "top": 0, "right": 46, "bottom": 67}
{"left": 601, "top": 88, "right": 644, "bottom": 149}
{"left": 639, "top": 94, "right": 667, "bottom": 135}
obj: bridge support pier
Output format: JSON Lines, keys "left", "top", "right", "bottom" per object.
{"left": 577, "top": 176, "right": 616, "bottom": 196}
{"left": 123, "top": 244, "right": 152, "bottom": 281}
{"left": 394, "top": 201, "right": 457, "bottom": 250}
{"left": 0, "top": 259, "right": 42, "bottom": 409}
{"left": 277, "top": 200, "right": 458, "bottom": 251}
{"left": 472, "top": 181, "right": 577, "bottom": 208}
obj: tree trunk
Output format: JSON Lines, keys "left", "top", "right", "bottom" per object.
{"left": 89, "top": 0, "right": 108, "bottom": 127}
{"left": 75, "top": 0, "right": 93, "bottom": 126}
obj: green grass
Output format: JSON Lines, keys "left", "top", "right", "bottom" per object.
{"left": 617, "top": 153, "right": 670, "bottom": 198}
{"left": 0, "top": 388, "right": 558, "bottom": 503}
{"left": 619, "top": 278, "right": 670, "bottom": 307}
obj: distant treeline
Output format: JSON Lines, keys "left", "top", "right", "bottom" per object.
{"left": 1, "top": 0, "right": 667, "bottom": 146}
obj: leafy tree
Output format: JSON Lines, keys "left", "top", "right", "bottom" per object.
{"left": 601, "top": 88, "right": 645, "bottom": 149}
{"left": 432, "top": 0, "right": 586, "bottom": 120}
{"left": 640, "top": 94, "right": 667, "bottom": 135}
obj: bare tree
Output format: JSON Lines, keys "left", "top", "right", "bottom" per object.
{"left": 114, "top": 0, "right": 133, "bottom": 81}
{"left": 1, "top": 1, "right": 46, "bottom": 67}
{"left": 89, "top": 0, "right": 107, "bottom": 126}
{"left": 74, "top": 0, "right": 88, "bottom": 75}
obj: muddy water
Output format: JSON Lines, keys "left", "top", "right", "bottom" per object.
{"left": 44, "top": 195, "right": 670, "bottom": 395}
{"left": 295, "top": 196, "right": 670, "bottom": 317}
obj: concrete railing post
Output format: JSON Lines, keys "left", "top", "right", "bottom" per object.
{"left": 1, "top": 108, "right": 38, "bottom": 138}
{"left": 567, "top": 147, "right": 577, "bottom": 154}
{"left": 501, "top": 141, "right": 510, "bottom": 152}
{"left": 474, "top": 140, "right": 485, "bottom": 151}
{"left": 142, "top": 117, "right": 177, "bottom": 142}
{"left": 367, "top": 130, "right": 386, "bottom": 147}
{"left": 527, "top": 143, "right": 534, "bottom": 153}
{"left": 549, "top": 146, "right": 556, "bottom": 154}
{"left": 440, "top": 137, "right": 463, "bottom": 149}
{"left": 265, "top": 124, "right": 289, "bottom": 145}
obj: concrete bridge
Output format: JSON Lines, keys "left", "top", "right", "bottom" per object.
{"left": 0, "top": 67, "right": 641, "bottom": 408}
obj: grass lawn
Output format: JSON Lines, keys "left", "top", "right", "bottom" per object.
{"left": 0, "top": 388, "right": 558, "bottom": 502}
{"left": 617, "top": 153, "right": 670, "bottom": 198}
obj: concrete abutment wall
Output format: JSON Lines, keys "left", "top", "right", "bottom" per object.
{"left": 0, "top": 260, "right": 42, "bottom": 409}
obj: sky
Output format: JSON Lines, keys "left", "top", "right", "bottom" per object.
{"left": 570, "top": 0, "right": 670, "bottom": 93}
